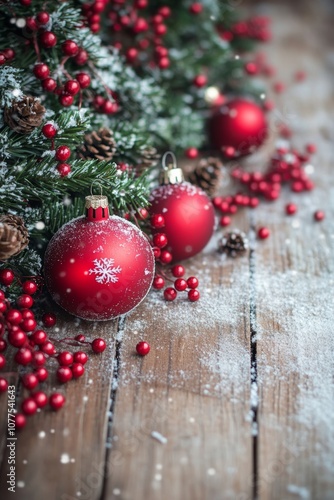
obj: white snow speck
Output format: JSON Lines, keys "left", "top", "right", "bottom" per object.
{"left": 60, "top": 453, "right": 70, "bottom": 464}
{"left": 151, "top": 431, "right": 168, "bottom": 444}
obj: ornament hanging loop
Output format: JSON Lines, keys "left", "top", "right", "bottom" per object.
{"left": 159, "top": 151, "right": 184, "bottom": 185}
{"left": 90, "top": 181, "right": 104, "bottom": 197}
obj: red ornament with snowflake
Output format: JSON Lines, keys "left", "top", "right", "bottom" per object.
{"left": 149, "top": 152, "right": 215, "bottom": 262}
{"left": 44, "top": 195, "right": 154, "bottom": 320}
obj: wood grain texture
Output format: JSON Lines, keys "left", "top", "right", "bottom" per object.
{"left": 103, "top": 212, "right": 254, "bottom": 500}
{"left": 0, "top": 317, "right": 118, "bottom": 500}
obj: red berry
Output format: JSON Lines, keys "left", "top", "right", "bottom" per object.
{"left": 0, "top": 377, "right": 8, "bottom": 392}
{"left": 22, "top": 373, "right": 39, "bottom": 390}
{"left": 220, "top": 215, "right": 231, "bottom": 227}
{"left": 59, "top": 93, "right": 74, "bottom": 107}
{"left": 0, "top": 54, "right": 6, "bottom": 66}
{"left": 193, "top": 74, "right": 207, "bottom": 88}
{"left": 152, "top": 275, "right": 165, "bottom": 290}
{"left": 152, "top": 15, "right": 163, "bottom": 25}
{"left": 75, "top": 334, "right": 85, "bottom": 343}
{"left": 0, "top": 290, "right": 4, "bottom": 300}
{"left": 22, "top": 397, "right": 37, "bottom": 416}
{"left": 158, "top": 57, "right": 170, "bottom": 69}
{"left": 40, "top": 31, "right": 57, "bottom": 49}
{"left": 188, "top": 289, "right": 200, "bottom": 302}
{"left": 62, "top": 40, "right": 79, "bottom": 56}
{"left": 249, "top": 197, "right": 259, "bottom": 208}
{"left": 171, "top": 265, "right": 185, "bottom": 278}
{"left": 133, "top": 18, "right": 148, "bottom": 33}
{"left": 57, "top": 351, "right": 74, "bottom": 366}
{"left": 314, "top": 210, "right": 325, "bottom": 222}
{"left": 35, "top": 366, "right": 48, "bottom": 381}
{"left": 190, "top": 3, "right": 203, "bottom": 14}
{"left": 17, "top": 294, "right": 34, "bottom": 309}
{"left": 26, "top": 17, "right": 38, "bottom": 31}
{"left": 160, "top": 250, "right": 172, "bottom": 264}
{"left": 222, "top": 146, "right": 236, "bottom": 158}
{"left": 55, "top": 145, "right": 71, "bottom": 162}
{"left": 91, "top": 338, "right": 106, "bottom": 353}
{"left": 49, "top": 393, "right": 65, "bottom": 411}
{"left": 150, "top": 214, "right": 165, "bottom": 229}
{"left": 306, "top": 143, "right": 317, "bottom": 154}
{"left": 31, "top": 331, "right": 47, "bottom": 347}
{"left": 102, "top": 100, "right": 118, "bottom": 114}
{"left": 153, "top": 247, "right": 161, "bottom": 259}
{"left": 164, "top": 287, "right": 177, "bottom": 301}
{"left": 154, "top": 24, "right": 167, "bottom": 36}
{"left": 22, "top": 280, "right": 38, "bottom": 295}
{"left": 71, "top": 362, "right": 85, "bottom": 378}
{"left": 6, "top": 309, "right": 22, "bottom": 325}
{"left": 0, "top": 339, "right": 7, "bottom": 352}
{"left": 20, "top": 0, "right": 32, "bottom": 4}
{"left": 42, "top": 77, "right": 57, "bottom": 92}
{"left": 0, "top": 301, "right": 7, "bottom": 313}
{"left": 286, "top": 203, "right": 297, "bottom": 215}
{"left": 33, "top": 352, "right": 46, "bottom": 368}
{"left": 158, "top": 6, "right": 171, "bottom": 17}
{"left": 258, "top": 227, "right": 270, "bottom": 239}
{"left": 36, "top": 11, "right": 50, "bottom": 25}
{"left": 136, "top": 341, "right": 150, "bottom": 356}
{"left": 76, "top": 72, "right": 91, "bottom": 89}
{"left": 153, "top": 233, "right": 168, "bottom": 248}
{"left": 65, "top": 79, "right": 80, "bottom": 95}
{"left": 8, "top": 330, "right": 27, "bottom": 348}
{"left": 174, "top": 278, "right": 187, "bottom": 292}
{"left": 187, "top": 277, "right": 199, "bottom": 289}
{"left": 40, "top": 341, "right": 56, "bottom": 356}
{"left": 57, "top": 366, "right": 73, "bottom": 383}
{"left": 0, "top": 269, "right": 15, "bottom": 286}
{"left": 185, "top": 147, "right": 199, "bottom": 159}
{"left": 21, "top": 318, "right": 37, "bottom": 332}
{"left": 273, "top": 82, "right": 285, "bottom": 93}
{"left": 57, "top": 163, "right": 71, "bottom": 177}
{"left": 15, "top": 413, "right": 27, "bottom": 430}
{"left": 126, "top": 48, "right": 138, "bottom": 63}
{"left": 3, "top": 48, "right": 15, "bottom": 61}
{"left": 73, "top": 351, "right": 88, "bottom": 364}
{"left": 74, "top": 49, "right": 88, "bottom": 65}
{"left": 0, "top": 354, "right": 5, "bottom": 369}
{"left": 135, "top": 0, "right": 148, "bottom": 8}
{"left": 33, "top": 391, "right": 48, "bottom": 408}
{"left": 245, "top": 62, "right": 258, "bottom": 75}
{"left": 15, "top": 348, "right": 32, "bottom": 366}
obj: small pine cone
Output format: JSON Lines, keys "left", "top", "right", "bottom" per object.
{"left": 136, "top": 147, "right": 160, "bottom": 176}
{"left": 218, "top": 230, "right": 249, "bottom": 258}
{"left": 188, "top": 157, "right": 223, "bottom": 197}
{"left": 78, "top": 128, "right": 117, "bottom": 161}
{"left": 4, "top": 96, "right": 46, "bottom": 134}
{"left": 0, "top": 215, "right": 29, "bottom": 261}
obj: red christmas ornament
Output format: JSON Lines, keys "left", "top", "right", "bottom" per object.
{"left": 149, "top": 152, "right": 215, "bottom": 262}
{"left": 44, "top": 194, "right": 155, "bottom": 320}
{"left": 209, "top": 98, "right": 268, "bottom": 156}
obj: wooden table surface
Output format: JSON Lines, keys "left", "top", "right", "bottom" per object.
{"left": 1, "top": 1, "right": 334, "bottom": 499}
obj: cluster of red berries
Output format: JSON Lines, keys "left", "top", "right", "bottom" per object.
{"left": 40, "top": 131, "right": 73, "bottom": 178}
{"left": 0, "top": 48, "right": 15, "bottom": 66}
{"left": 220, "top": 16, "right": 272, "bottom": 43}
{"left": 104, "top": 1, "right": 171, "bottom": 70}
{"left": 0, "top": 269, "right": 107, "bottom": 430}
{"left": 82, "top": 0, "right": 109, "bottom": 33}
{"left": 92, "top": 91, "right": 120, "bottom": 115}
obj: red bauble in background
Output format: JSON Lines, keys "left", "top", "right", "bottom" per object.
{"left": 44, "top": 195, "right": 154, "bottom": 321}
{"left": 209, "top": 98, "right": 268, "bottom": 156}
{"left": 149, "top": 153, "right": 215, "bottom": 262}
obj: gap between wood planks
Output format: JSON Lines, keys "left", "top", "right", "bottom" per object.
{"left": 99, "top": 225, "right": 261, "bottom": 500}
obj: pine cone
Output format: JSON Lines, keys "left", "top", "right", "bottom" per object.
{"left": 188, "top": 157, "right": 223, "bottom": 197}
{"left": 78, "top": 128, "right": 117, "bottom": 161}
{"left": 218, "top": 230, "right": 249, "bottom": 258}
{"left": 136, "top": 147, "right": 160, "bottom": 176}
{"left": 4, "top": 96, "right": 45, "bottom": 134}
{"left": 0, "top": 215, "right": 29, "bottom": 261}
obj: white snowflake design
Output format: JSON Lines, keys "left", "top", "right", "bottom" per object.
{"left": 88, "top": 258, "right": 122, "bottom": 284}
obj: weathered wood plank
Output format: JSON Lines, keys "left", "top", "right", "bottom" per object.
{"left": 0, "top": 317, "right": 117, "bottom": 500}
{"left": 103, "top": 212, "right": 254, "bottom": 500}
{"left": 252, "top": 2, "right": 334, "bottom": 499}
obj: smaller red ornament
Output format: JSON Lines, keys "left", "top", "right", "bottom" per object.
{"left": 136, "top": 341, "right": 150, "bottom": 356}
{"left": 286, "top": 203, "right": 297, "bottom": 215}
{"left": 0, "top": 269, "right": 15, "bottom": 286}
{"left": 174, "top": 278, "right": 187, "bottom": 291}
{"left": 258, "top": 227, "right": 270, "bottom": 239}
{"left": 49, "top": 393, "right": 65, "bottom": 411}
{"left": 33, "top": 391, "right": 48, "bottom": 408}
{"left": 62, "top": 40, "right": 79, "bottom": 57}
{"left": 57, "top": 163, "right": 71, "bottom": 177}
{"left": 55, "top": 145, "right": 71, "bottom": 162}
{"left": 171, "top": 265, "right": 185, "bottom": 278}
{"left": 187, "top": 277, "right": 199, "bottom": 289}
{"left": 36, "top": 11, "right": 50, "bottom": 25}
{"left": 40, "top": 31, "right": 57, "bottom": 49}
{"left": 193, "top": 74, "right": 207, "bottom": 88}
{"left": 314, "top": 210, "right": 325, "bottom": 222}
{"left": 42, "top": 77, "right": 57, "bottom": 92}
{"left": 35, "top": 366, "right": 48, "bottom": 381}
{"left": 188, "top": 289, "right": 200, "bottom": 302}
{"left": 76, "top": 72, "right": 91, "bottom": 89}
{"left": 57, "top": 366, "right": 73, "bottom": 383}
{"left": 71, "top": 363, "right": 85, "bottom": 378}
{"left": 185, "top": 147, "right": 199, "bottom": 159}
{"left": 189, "top": 3, "right": 203, "bottom": 14}
{"left": 57, "top": 351, "right": 74, "bottom": 366}
{"left": 92, "top": 338, "right": 106, "bottom": 353}
{"left": 15, "top": 413, "right": 27, "bottom": 430}
{"left": 22, "top": 373, "right": 39, "bottom": 390}
{"left": 0, "top": 377, "right": 8, "bottom": 392}
{"left": 42, "top": 312, "right": 57, "bottom": 327}
{"left": 164, "top": 287, "right": 177, "bottom": 301}
{"left": 73, "top": 351, "right": 88, "bottom": 364}
{"left": 21, "top": 397, "right": 38, "bottom": 416}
